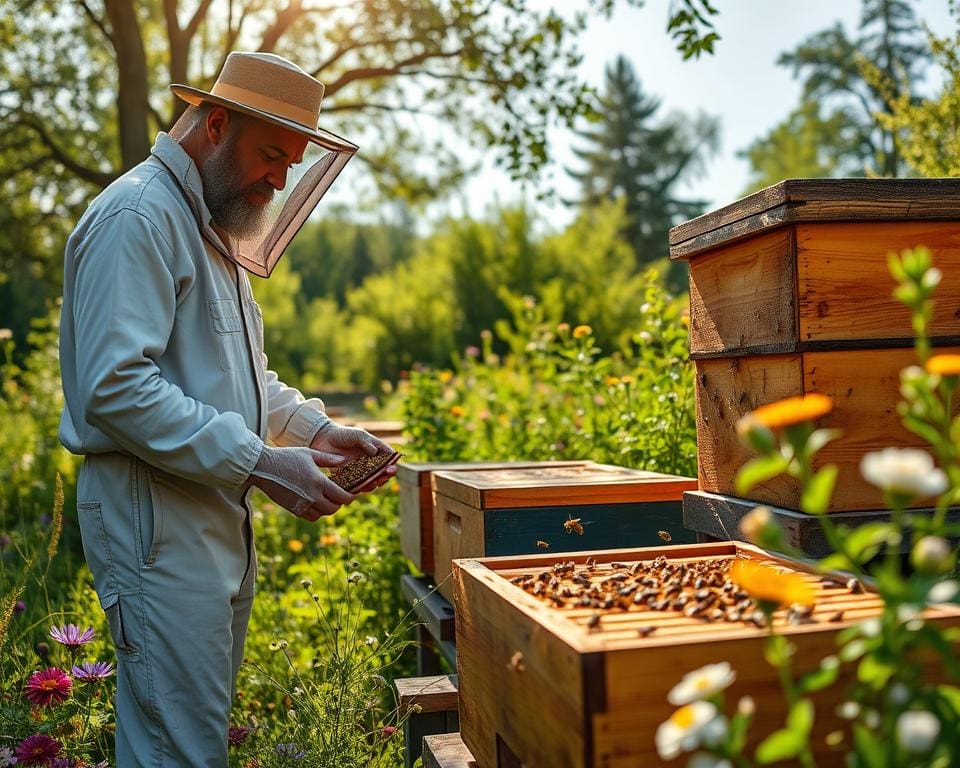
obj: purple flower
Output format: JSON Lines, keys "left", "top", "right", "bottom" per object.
{"left": 50, "top": 624, "right": 95, "bottom": 648}
{"left": 14, "top": 733, "right": 62, "bottom": 765}
{"left": 14, "top": 600, "right": 25, "bottom": 613}
{"left": 0, "top": 533, "right": 12, "bottom": 549}
{"left": 51, "top": 759, "right": 82, "bottom": 768}
{"left": 24, "top": 667, "right": 72, "bottom": 707}
{"left": 72, "top": 661, "right": 115, "bottom": 682}
{"left": 228, "top": 725, "right": 251, "bottom": 746}
{"left": 274, "top": 743, "right": 305, "bottom": 759}
{"left": 39, "top": 513, "right": 52, "bottom": 527}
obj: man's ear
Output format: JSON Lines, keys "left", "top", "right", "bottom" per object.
{"left": 205, "top": 106, "right": 231, "bottom": 145}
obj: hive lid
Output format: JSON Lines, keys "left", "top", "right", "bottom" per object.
{"left": 397, "top": 459, "right": 593, "bottom": 486}
{"left": 669, "top": 178, "right": 960, "bottom": 261}
{"left": 433, "top": 463, "right": 697, "bottom": 509}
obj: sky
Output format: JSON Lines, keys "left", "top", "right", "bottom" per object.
{"left": 451, "top": 0, "right": 956, "bottom": 225}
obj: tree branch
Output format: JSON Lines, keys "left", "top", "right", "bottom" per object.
{"left": 185, "top": 0, "right": 216, "bottom": 42}
{"left": 13, "top": 117, "right": 115, "bottom": 188}
{"left": 257, "top": 0, "right": 303, "bottom": 53}
{"left": 312, "top": 35, "right": 426, "bottom": 77}
{"left": 323, "top": 48, "right": 464, "bottom": 98}
{"left": 74, "top": 0, "right": 113, "bottom": 43}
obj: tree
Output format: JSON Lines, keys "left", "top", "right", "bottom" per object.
{"left": 748, "top": 0, "right": 929, "bottom": 183}
{"left": 565, "top": 55, "right": 718, "bottom": 271}
{"left": 739, "top": 100, "right": 870, "bottom": 193}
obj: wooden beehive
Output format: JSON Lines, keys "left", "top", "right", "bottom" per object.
{"left": 433, "top": 464, "right": 697, "bottom": 601}
{"left": 670, "top": 179, "right": 960, "bottom": 511}
{"left": 399, "top": 460, "right": 592, "bottom": 574}
{"left": 453, "top": 542, "right": 960, "bottom": 768}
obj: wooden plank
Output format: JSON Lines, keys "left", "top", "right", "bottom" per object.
{"left": 454, "top": 559, "right": 589, "bottom": 768}
{"left": 400, "top": 575, "right": 456, "bottom": 642}
{"left": 695, "top": 355, "right": 804, "bottom": 509}
{"left": 688, "top": 227, "right": 797, "bottom": 356}
{"left": 434, "top": 497, "right": 487, "bottom": 602}
{"left": 434, "top": 465, "right": 696, "bottom": 510}
{"left": 669, "top": 178, "right": 960, "bottom": 258}
{"left": 396, "top": 674, "right": 459, "bottom": 714}
{"left": 399, "top": 480, "right": 427, "bottom": 571}
{"left": 422, "top": 734, "right": 477, "bottom": 768}
{"left": 682, "top": 490, "right": 960, "bottom": 558}
{"left": 797, "top": 221, "right": 960, "bottom": 342}
{"left": 805, "top": 347, "right": 960, "bottom": 510}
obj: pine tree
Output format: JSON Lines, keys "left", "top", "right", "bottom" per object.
{"left": 566, "top": 56, "right": 718, "bottom": 270}
{"left": 773, "top": 0, "right": 928, "bottom": 178}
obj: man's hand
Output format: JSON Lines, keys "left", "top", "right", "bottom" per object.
{"left": 247, "top": 444, "right": 354, "bottom": 522}
{"left": 310, "top": 421, "right": 398, "bottom": 492}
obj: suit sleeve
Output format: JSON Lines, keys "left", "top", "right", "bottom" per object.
{"left": 72, "top": 208, "right": 263, "bottom": 487}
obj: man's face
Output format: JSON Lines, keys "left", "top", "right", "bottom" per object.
{"left": 201, "top": 107, "right": 310, "bottom": 240}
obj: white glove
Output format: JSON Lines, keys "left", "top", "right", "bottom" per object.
{"left": 247, "top": 444, "right": 354, "bottom": 522}
{"left": 310, "top": 421, "right": 392, "bottom": 458}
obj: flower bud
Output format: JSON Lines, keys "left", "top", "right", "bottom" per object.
{"left": 911, "top": 536, "right": 955, "bottom": 575}
{"left": 735, "top": 416, "right": 776, "bottom": 454}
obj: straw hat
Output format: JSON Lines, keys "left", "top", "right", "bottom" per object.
{"left": 170, "top": 51, "right": 357, "bottom": 154}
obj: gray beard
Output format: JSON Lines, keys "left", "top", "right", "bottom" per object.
{"left": 201, "top": 137, "right": 276, "bottom": 241}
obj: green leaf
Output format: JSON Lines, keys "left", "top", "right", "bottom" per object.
{"left": 800, "top": 464, "right": 838, "bottom": 515}
{"left": 852, "top": 724, "right": 886, "bottom": 768}
{"left": 937, "top": 684, "right": 960, "bottom": 714}
{"left": 798, "top": 659, "right": 840, "bottom": 694}
{"left": 819, "top": 553, "right": 854, "bottom": 572}
{"left": 756, "top": 728, "right": 805, "bottom": 764}
{"left": 845, "top": 523, "right": 895, "bottom": 564}
{"left": 736, "top": 454, "right": 790, "bottom": 496}
{"left": 857, "top": 654, "right": 895, "bottom": 689}
{"left": 787, "top": 699, "right": 815, "bottom": 737}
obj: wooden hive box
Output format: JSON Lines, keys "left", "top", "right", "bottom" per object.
{"left": 433, "top": 464, "right": 697, "bottom": 601}
{"left": 669, "top": 179, "right": 960, "bottom": 511}
{"left": 399, "top": 460, "right": 593, "bottom": 575}
{"left": 453, "top": 542, "right": 960, "bottom": 768}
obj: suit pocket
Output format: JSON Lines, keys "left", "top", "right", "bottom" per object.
{"left": 208, "top": 298, "right": 244, "bottom": 372}
{"left": 132, "top": 460, "right": 164, "bottom": 568}
{"left": 101, "top": 593, "right": 140, "bottom": 657}
{"left": 77, "top": 501, "right": 118, "bottom": 596}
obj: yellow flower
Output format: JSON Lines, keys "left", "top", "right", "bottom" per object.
{"left": 288, "top": 539, "right": 304, "bottom": 553}
{"left": 740, "top": 393, "right": 833, "bottom": 431}
{"left": 926, "top": 354, "right": 960, "bottom": 376}
{"left": 450, "top": 405, "right": 466, "bottom": 418}
{"left": 605, "top": 376, "right": 621, "bottom": 386}
{"left": 620, "top": 375, "right": 634, "bottom": 385}
{"left": 730, "top": 559, "right": 816, "bottom": 608}
{"left": 572, "top": 325, "right": 592, "bottom": 339}
{"left": 319, "top": 533, "right": 339, "bottom": 546}
{"left": 439, "top": 370, "right": 454, "bottom": 384}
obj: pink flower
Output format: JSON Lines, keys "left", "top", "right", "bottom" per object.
{"left": 24, "top": 667, "right": 72, "bottom": 707}
{"left": 381, "top": 725, "right": 397, "bottom": 739}
{"left": 14, "top": 733, "right": 62, "bottom": 765}
{"left": 228, "top": 725, "right": 251, "bottom": 746}
{"left": 50, "top": 624, "right": 95, "bottom": 648}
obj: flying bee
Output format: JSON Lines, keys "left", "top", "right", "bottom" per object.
{"left": 658, "top": 530, "right": 673, "bottom": 542}
{"left": 563, "top": 515, "right": 585, "bottom": 536}
{"left": 507, "top": 651, "right": 526, "bottom": 673}
{"left": 536, "top": 540, "right": 550, "bottom": 549}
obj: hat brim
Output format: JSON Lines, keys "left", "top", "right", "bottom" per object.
{"left": 170, "top": 84, "right": 358, "bottom": 154}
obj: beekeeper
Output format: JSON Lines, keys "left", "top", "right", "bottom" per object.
{"left": 59, "top": 51, "right": 395, "bottom": 766}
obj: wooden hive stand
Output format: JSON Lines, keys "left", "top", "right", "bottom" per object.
{"left": 422, "top": 733, "right": 478, "bottom": 768}
{"left": 395, "top": 674, "right": 460, "bottom": 768}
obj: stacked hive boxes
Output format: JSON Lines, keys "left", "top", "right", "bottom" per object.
{"left": 668, "top": 179, "right": 960, "bottom": 530}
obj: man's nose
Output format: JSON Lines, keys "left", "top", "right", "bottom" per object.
{"left": 265, "top": 169, "right": 287, "bottom": 191}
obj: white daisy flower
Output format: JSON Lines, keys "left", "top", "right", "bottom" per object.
{"left": 929, "top": 580, "right": 959, "bottom": 604}
{"left": 860, "top": 448, "right": 947, "bottom": 499}
{"left": 656, "top": 701, "right": 721, "bottom": 760}
{"left": 897, "top": 710, "right": 940, "bottom": 754}
{"left": 668, "top": 662, "right": 737, "bottom": 706}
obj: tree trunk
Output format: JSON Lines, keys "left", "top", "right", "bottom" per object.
{"left": 104, "top": 0, "right": 152, "bottom": 171}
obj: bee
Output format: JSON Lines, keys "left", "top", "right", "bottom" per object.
{"left": 536, "top": 540, "right": 550, "bottom": 549}
{"left": 563, "top": 515, "right": 585, "bottom": 536}
{"left": 658, "top": 530, "right": 673, "bottom": 542}
{"left": 586, "top": 612, "right": 601, "bottom": 631}
{"left": 507, "top": 651, "right": 526, "bottom": 673}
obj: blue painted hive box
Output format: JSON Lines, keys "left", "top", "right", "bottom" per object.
{"left": 432, "top": 463, "right": 698, "bottom": 600}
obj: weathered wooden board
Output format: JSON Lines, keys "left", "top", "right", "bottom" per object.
{"left": 796, "top": 221, "right": 960, "bottom": 343}
{"left": 669, "top": 178, "right": 960, "bottom": 260}
{"left": 422, "top": 733, "right": 478, "bottom": 768}
{"left": 454, "top": 542, "right": 960, "bottom": 768}
{"left": 695, "top": 348, "right": 960, "bottom": 511}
